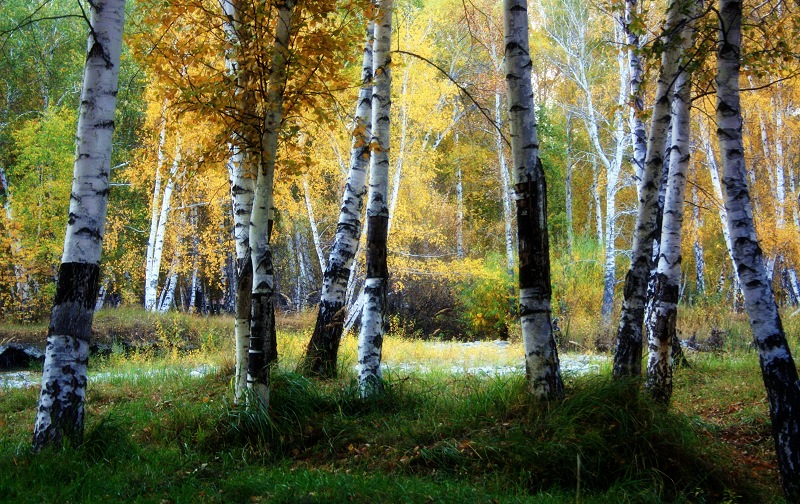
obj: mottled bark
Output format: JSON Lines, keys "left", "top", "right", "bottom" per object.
{"left": 33, "top": 0, "right": 125, "bottom": 451}
{"left": 504, "top": 0, "right": 563, "bottom": 399}
{"left": 613, "top": 0, "right": 693, "bottom": 379}
{"left": 646, "top": 61, "right": 694, "bottom": 403}
{"left": 302, "top": 23, "right": 373, "bottom": 378}
{"left": 248, "top": 0, "right": 295, "bottom": 407}
{"left": 716, "top": 1, "right": 800, "bottom": 498}
{"left": 357, "top": 1, "right": 392, "bottom": 397}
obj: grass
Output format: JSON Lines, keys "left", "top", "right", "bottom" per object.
{"left": 0, "top": 307, "right": 791, "bottom": 503}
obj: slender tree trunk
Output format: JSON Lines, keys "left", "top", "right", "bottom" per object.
{"left": 33, "top": 0, "right": 125, "bottom": 451}
{"left": 624, "top": 0, "right": 646, "bottom": 191}
{"left": 646, "top": 61, "right": 694, "bottom": 403}
{"left": 565, "top": 112, "right": 574, "bottom": 255}
{"left": 495, "top": 92, "right": 516, "bottom": 284}
{"left": 716, "top": 1, "right": 800, "bottom": 498}
{"left": 613, "top": 0, "right": 693, "bottom": 378}
{"left": 504, "top": 0, "right": 563, "bottom": 400}
{"left": 248, "top": 0, "right": 295, "bottom": 407}
{"left": 358, "top": 1, "right": 392, "bottom": 396}
{"left": 301, "top": 22, "right": 373, "bottom": 377}
{"left": 303, "top": 176, "right": 325, "bottom": 275}
{"left": 692, "top": 186, "right": 706, "bottom": 296}
{"left": 145, "top": 139, "right": 181, "bottom": 312}
{"left": 144, "top": 101, "right": 168, "bottom": 310}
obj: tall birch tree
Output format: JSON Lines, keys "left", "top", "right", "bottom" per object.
{"left": 504, "top": 0, "right": 564, "bottom": 399}
{"left": 32, "top": 0, "right": 126, "bottom": 450}
{"left": 612, "top": 0, "right": 693, "bottom": 378}
{"left": 302, "top": 23, "right": 374, "bottom": 378}
{"left": 247, "top": 0, "right": 296, "bottom": 407}
{"left": 358, "top": 0, "right": 392, "bottom": 396}
{"left": 715, "top": 0, "right": 800, "bottom": 498}
{"left": 645, "top": 52, "right": 695, "bottom": 402}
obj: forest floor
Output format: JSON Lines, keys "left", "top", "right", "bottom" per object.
{"left": 0, "top": 308, "right": 790, "bottom": 503}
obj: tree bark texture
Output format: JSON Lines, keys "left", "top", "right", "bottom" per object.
{"left": 504, "top": 0, "right": 563, "bottom": 400}
{"left": 646, "top": 63, "right": 694, "bottom": 403}
{"left": 248, "top": 0, "right": 295, "bottom": 407}
{"left": 716, "top": 0, "right": 800, "bottom": 499}
{"left": 357, "top": 2, "right": 392, "bottom": 397}
{"left": 302, "top": 23, "right": 373, "bottom": 378}
{"left": 613, "top": 0, "right": 693, "bottom": 379}
{"left": 33, "top": 0, "right": 125, "bottom": 451}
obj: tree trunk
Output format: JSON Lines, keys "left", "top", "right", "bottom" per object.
{"left": 716, "top": 1, "right": 800, "bottom": 498}
{"left": 504, "top": 0, "right": 563, "bottom": 400}
{"left": 495, "top": 91, "right": 515, "bottom": 285}
{"left": 623, "top": 0, "right": 646, "bottom": 191}
{"left": 646, "top": 59, "right": 694, "bottom": 403}
{"left": 301, "top": 22, "right": 373, "bottom": 377}
{"left": 33, "top": 0, "right": 125, "bottom": 451}
{"left": 565, "top": 112, "right": 574, "bottom": 255}
{"left": 248, "top": 0, "right": 295, "bottom": 407}
{"left": 144, "top": 101, "right": 168, "bottom": 311}
{"left": 358, "top": 1, "right": 392, "bottom": 397}
{"left": 613, "top": 0, "right": 693, "bottom": 379}
{"left": 145, "top": 139, "right": 181, "bottom": 312}
{"left": 303, "top": 176, "right": 325, "bottom": 275}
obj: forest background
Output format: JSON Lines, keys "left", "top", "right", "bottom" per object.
{"left": 2, "top": 0, "right": 799, "bottom": 345}
{"left": 3, "top": 0, "right": 800, "bottom": 501}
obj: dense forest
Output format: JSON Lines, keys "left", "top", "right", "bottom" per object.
{"left": 3, "top": 0, "right": 800, "bottom": 500}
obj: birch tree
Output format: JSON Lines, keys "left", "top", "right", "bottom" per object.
{"left": 358, "top": 0, "right": 392, "bottom": 396}
{"left": 715, "top": 0, "right": 800, "bottom": 497}
{"left": 645, "top": 51, "right": 695, "bottom": 402}
{"left": 247, "top": 0, "right": 296, "bottom": 407}
{"left": 612, "top": 0, "right": 694, "bottom": 378}
{"left": 504, "top": 0, "right": 563, "bottom": 399}
{"left": 301, "top": 22, "right": 373, "bottom": 378}
{"left": 33, "top": 0, "right": 126, "bottom": 450}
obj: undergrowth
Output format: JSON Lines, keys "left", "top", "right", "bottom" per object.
{"left": 0, "top": 309, "right": 790, "bottom": 503}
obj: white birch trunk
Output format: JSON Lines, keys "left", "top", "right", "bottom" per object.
{"left": 495, "top": 91, "right": 516, "bottom": 281}
{"left": 716, "top": 1, "right": 800, "bottom": 497}
{"left": 645, "top": 63, "right": 693, "bottom": 403}
{"left": 248, "top": 0, "right": 296, "bottom": 407}
{"left": 303, "top": 176, "right": 325, "bottom": 275}
{"left": 145, "top": 139, "right": 181, "bottom": 312}
{"left": 33, "top": 0, "right": 125, "bottom": 451}
{"left": 144, "top": 101, "right": 168, "bottom": 310}
{"left": 613, "top": 0, "right": 693, "bottom": 378}
{"left": 692, "top": 186, "right": 706, "bottom": 295}
{"left": 565, "top": 113, "right": 574, "bottom": 255}
{"left": 504, "top": 0, "right": 563, "bottom": 399}
{"left": 302, "top": 22, "right": 373, "bottom": 377}
{"left": 358, "top": 1, "right": 392, "bottom": 396}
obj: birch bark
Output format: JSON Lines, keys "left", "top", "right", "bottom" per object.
{"left": 33, "top": 0, "right": 125, "bottom": 450}
{"left": 248, "top": 0, "right": 295, "bottom": 407}
{"left": 301, "top": 23, "right": 373, "bottom": 377}
{"left": 358, "top": 1, "right": 392, "bottom": 396}
{"left": 645, "top": 61, "right": 694, "bottom": 403}
{"left": 716, "top": 1, "right": 800, "bottom": 497}
{"left": 613, "top": 0, "right": 693, "bottom": 378}
{"left": 504, "top": 0, "right": 563, "bottom": 399}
